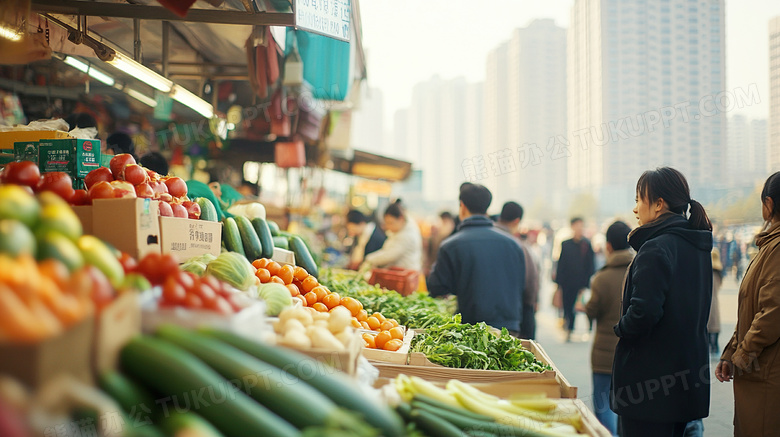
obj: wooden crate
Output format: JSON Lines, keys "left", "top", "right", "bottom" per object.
{"left": 362, "top": 328, "right": 414, "bottom": 364}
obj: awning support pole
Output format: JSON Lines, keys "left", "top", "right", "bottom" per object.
{"left": 133, "top": 18, "right": 141, "bottom": 61}
{"left": 162, "top": 21, "right": 169, "bottom": 77}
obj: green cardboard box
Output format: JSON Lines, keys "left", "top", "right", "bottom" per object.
{"left": 39, "top": 139, "right": 102, "bottom": 178}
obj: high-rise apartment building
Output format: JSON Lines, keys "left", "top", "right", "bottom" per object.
{"left": 728, "top": 115, "right": 768, "bottom": 187}
{"left": 771, "top": 16, "right": 780, "bottom": 171}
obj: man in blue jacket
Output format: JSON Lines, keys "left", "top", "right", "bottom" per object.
{"left": 427, "top": 183, "right": 526, "bottom": 335}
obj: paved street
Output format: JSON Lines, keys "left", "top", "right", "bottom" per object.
{"left": 534, "top": 276, "right": 740, "bottom": 436}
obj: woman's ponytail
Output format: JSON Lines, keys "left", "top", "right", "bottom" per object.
{"left": 688, "top": 199, "right": 712, "bottom": 231}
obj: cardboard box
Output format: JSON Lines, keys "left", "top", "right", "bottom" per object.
{"left": 272, "top": 247, "right": 295, "bottom": 265}
{"left": 0, "top": 318, "right": 94, "bottom": 389}
{"left": 297, "top": 330, "right": 363, "bottom": 376}
{"left": 92, "top": 292, "right": 141, "bottom": 375}
{"left": 38, "top": 138, "right": 102, "bottom": 178}
{"left": 0, "top": 129, "right": 70, "bottom": 150}
{"left": 92, "top": 198, "right": 161, "bottom": 259}
{"left": 72, "top": 205, "right": 93, "bottom": 235}
{"left": 362, "top": 328, "right": 414, "bottom": 364}
{"left": 159, "top": 217, "right": 222, "bottom": 263}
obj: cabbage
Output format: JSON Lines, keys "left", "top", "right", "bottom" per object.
{"left": 205, "top": 252, "right": 256, "bottom": 291}
{"left": 258, "top": 283, "right": 293, "bottom": 316}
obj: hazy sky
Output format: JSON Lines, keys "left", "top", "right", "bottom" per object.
{"left": 360, "top": 0, "right": 780, "bottom": 126}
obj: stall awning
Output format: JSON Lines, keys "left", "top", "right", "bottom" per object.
{"left": 329, "top": 150, "right": 412, "bottom": 182}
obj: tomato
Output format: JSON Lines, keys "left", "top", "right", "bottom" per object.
{"left": 70, "top": 189, "right": 91, "bottom": 205}
{"left": 164, "top": 177, "right": 187, "bottom": 198}
{"left": 134, "top": 182, "right": 154, "bottom": 199}
{"left": 183, "top": 293, "right": 203, "bottom": 309}
{"left": 301, "top": 275, "right": 319, "bottom": 293}
{"left": 277, "top": 265, "right": 294, "bottom": 285}
{"left": 383, "top": 338, "right": 403, "bottom": 352}
{"left": 201, "top": 276, "right": 227, "bottom": 296}
{"left": 322, "top": 292, "right": 340, "bottom": 310}
{"left": 37, "top": 172, "right": 75, "bottom": 201}
{"left": 362, "top": 333, "right": 377, "bottom": 349}
{"left": 171, "top": 203, "right": 188, "bottom": 218}
{"left": 120, "top": 164, "right": 148, "bottom": 185}
{"left": 174, "top": 271, "right": 195, "bottom": 291}
{"left": 366, "top": 316, "right": 380, "bottom": 331}
{"left": 88, "top": 181, "right": 115, "bottom": 200}
{"left": 158, "top": 201, "right": 173, "bottom": 217}
{"left": 374, "top": 331, "right": 392, "bottom": 350}
{"left": 117, "top": 253, "right": 138, "bottom": 274}
{"left": 340, "top": 297, "right": 362, "bottom": 317}
{"left": 195, "top": 282, "right": 218, "bottom": 306}
{"left": 357, "top": 309, "right": 368, "bottom": 322}
{"left": 3, "top": 161, "right": 41, "bottom": 187}
{"left": 380, "top": 320, "right": 395, "bottom": 331}
{"left": 110, "top": 154, "right": 136, "bottom": 179}
{"left": 389, "top": 326, "right": 405, "bottom": 340}
{"left": 303, "top": 291, "right": 317, "bottom": 307}
{"left": 182, "top": 200, "right": 201, "bottom": 220}
{"left": 270, "top": 276, "right": 285, "bottom": 285}
{"left": 285, "top": 283, "right": 300, "bottom": 297}
{"left": 84, "top": 167, "right": 113, "bottom": 189}
{"left": 110, "top": 180, "right": 136, "bottom": 198}
{"left": 311, "top": 302, "right": 328, "bottom": 312}
{"left": 208, "top": 296, "right": 234, "bottom": 315}
{"left": 137, "top": 253, "right": 179, "bottom": 286}
{"left": 293, "top": 266, "right": 309, "bottom": 281}
{"left": 162, "top": 276, "right": 186, "bottom": 304}
{"left": 252, "top": 258, "right": 269, "bottom": 269}
{"left": 255, "top": 268, "right": 271, "bottom": 283}
{"left": 266, "top": 261, "right": 281, "bottom": 276}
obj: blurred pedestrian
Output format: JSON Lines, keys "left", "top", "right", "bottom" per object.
{"left": 612, "top": 167, "right": 713, "bottom": 437}
{"left": 139, "top": 151, "right": 169, "bottom": 176}
{"left": 716, "top": 171, "right": 780, "bottom": 436}
{"left": 425, "top": 211, "right": 456, "bottom": 276}
{"left": 708, "top": 250, "right": 723, "bottom": 354}
{"left": 106, "top": 131, "right": 137, "bottom": 160}
{"left": 585, "top": 220, "right": 632, "bottom": 436}
{"left": 363, "top": 200, "right": 422, "bottom": 271}
{"left": 428, "top": 183, "right": 526, "bottom": 334}
{"left": 496, "top": 201, "right": 540, "bottom": 339}
{"left": 346, "top": 209, "right": 386, "bottom": 270}
{"left": 554, "top": 217, "right": 595, "bottom": 341}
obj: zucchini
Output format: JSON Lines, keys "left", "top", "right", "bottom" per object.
{"left": 251, "top": 218, "right": 275, "bottom": 258}
{"left": 409, "top": 409, "right": 464, "bottom": 437}
{"left": 272, "top": 236, "right": 289, "bottom": 250}
{"left": 289, "top": 235, "right": 318, "bottom": 278}
{"left": 199, "top": 328, "right": 405, "bottom": 437}
{"left": 119, "top": 335, "right": 299, "bottom": 437}
{"left": 266, "top": 220, "right": 281, "bottom": 236}
{"left": 221, "top": 217, "right": 245, "bottom": 257}
{"left": 195, "top": 198, "right": 218, "bottom": 222}
{"left": 234, "top": 215, "right": 262, "bottom": 261}
{"left": 98, "top": 371, "right": 157, "bottom": 415}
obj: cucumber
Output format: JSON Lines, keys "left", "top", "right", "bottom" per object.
{"left": 251, "top": 218, "right": 275, "bottom": 259}
{"left": 413, "top": 394, "right": 494, "bottom": 422}
{"left": 410, "top": 401, "right": 545, "bottom": 437}
{"left": 158, "top": 410, "right": 224, "bottom": 437}
{"left": 221, "top": 217, "right": 245, "bottom": 257}
{"left": 156, "top": 325, "right": 363, "bottom": 430}
{"left": 266, "top": 220, "right": 281, "bottom": 236}
{"left": 119, "top": 335, "right": 299, "bottom": 437}
{"left": 409, "top": 409, "right": 464, "bottom": 437}
{"left": 195, "top": 198, "right": 218, "bottom": 222}
{"left": 234, "top": 215, "right": 262, "bottom": 261}
{"left": 199, "top": 328, "right": 405, "bottom": 437}
{"left": 98, "top": 371, "right": 157, "bottom": 415}
{"left": 289, "top": 236, "right": 318, "bottom": 278}
{"left": 272, "top": 236, "right": 289, "bottom": 250}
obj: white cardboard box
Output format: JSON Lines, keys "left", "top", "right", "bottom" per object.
{"left": 159, "top": 216, "right": 222, "bottom": 263}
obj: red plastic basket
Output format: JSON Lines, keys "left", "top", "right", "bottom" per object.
{"left": 368, "top": 267, "right": 419, "bottom": 296}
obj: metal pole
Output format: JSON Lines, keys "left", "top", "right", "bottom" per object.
{"left": 162, "top": 21, "right": 169, "bottom": 77}
{"left": 133, "top": 18, "right": 141, "bottom": 61}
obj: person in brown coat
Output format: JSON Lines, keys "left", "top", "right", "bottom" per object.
{"left": 585, "top": 221, "right": 633, "bottom": 436}
{"left": 716, "top": 171, "right": 780, "bottom": 436}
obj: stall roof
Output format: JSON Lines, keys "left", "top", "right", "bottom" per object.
{"left": 330, "top": 150, "right": 412, "bottom": 182}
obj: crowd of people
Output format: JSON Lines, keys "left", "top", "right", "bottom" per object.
{"left": 339, "top": 168, "right": 780, "bottom": 437}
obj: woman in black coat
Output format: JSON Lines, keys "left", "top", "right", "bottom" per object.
{"left": 611, "top": 167, "right": 713, "bottom": 437}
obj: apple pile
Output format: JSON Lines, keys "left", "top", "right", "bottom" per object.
{"left": 0, "top": 160, "right": 84, "bottom": 203}
{"left": 84, "top": 154, "right": 199, "bottom": 219}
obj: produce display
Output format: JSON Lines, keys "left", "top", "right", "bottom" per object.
{"left": 394, "top": 374, "right": 584, "bottom": 436}
{"left": 272, "top": 306, "right": 356, "bottom": 350}
{"left": 411, "top": 316, "right": 551, "bottom": 372}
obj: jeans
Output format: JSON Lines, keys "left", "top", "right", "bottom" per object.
{"left": 683, "top": 420, "right": 703, "bottom": 437}
{"left": 592, "top": 373, "right": 618, "bottom": 436}
{"left": 619, "top": 417, "right": 687, "bottom": 437}
{"left": 520, "top": 305, "right": 536, "bottom": 339}
{"left": 561, "top": 286, "right": 579, "bottom": 332}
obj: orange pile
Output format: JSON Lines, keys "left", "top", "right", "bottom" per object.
{"left": 252, "top": 258, "right": 400, "bottom": 332}
{"left": 362, "top": 324, "right": 405, "bottom": 351}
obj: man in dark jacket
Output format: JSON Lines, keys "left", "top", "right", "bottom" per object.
{"left": 611, "top": 214, "right": 712, "bottom": 431}
{"left": 585, "top": 221, "right": 633, "bottom": 435}
{"left": 555, "top": 217, "right": 595, "bottom": 341}
{"left": 428, "top": 183, "right": 526, "bottom": 334}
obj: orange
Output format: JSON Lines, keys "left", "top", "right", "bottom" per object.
{"left": 277, "top": 265, "right": 295, "bottom": 285}
{"left": 254, "top": 268, "right": 271, "bottom": 283}
{"left": 366, "top": 316, "right": 380, "bottom": 331}
{"left": 293, "top": 266, "right": 309, "bottom": 281}
{"left": 304, "top": 292, "right": 318, "bottom": 307}
{"left": 389, "top": 319, "right": 400, "bottom": 328}
{"left": 340, "top": 297, "right": 362, "bottom": 317}
{"left": 362, "top": 333, "right": 376, "bottom": 349}
{"left": 312, "top": 302, "right": 329, "bottom": 312}
{"left": 312, "top": 286, "right": 329, "bottom": 302}
{"left": 374, "top": 331, "right": 392, "bottom": 350}
{"left": 266, "top": 261, "right": 281, "bottom": 276}
{"left": 389, "top": 326, "right": 404, "bottom": 340}
{"left": 322, "top": 293, "right": 341, "bottom": 310}
{"left": 356, "top": 309, "right": 368, "bottom": 322}
{"left": 252, "top": 258, "right": 269, "bottom": 269}
{"left": 301, "top": 276, "right": 319, "bottom": 293}
{"left": 270, "top": 276, "right": 285, "bottom": 285}
{"left": 380, "top": 320, "right": 395, "bottom": 331}
{"left": 351, "top": 318, "right": 362, "bottom": 328}
{"left": 295, "top": 295, "right": 307, "bottom": 307}
{"left": 372, "top": 312, "right": 386, "bottom": 323}
{"left": 383, "top": 339, "right": 403, "bottom": 352}
{"left": 360, "top": 321, "right": 370, "bottom": 330}
{"left": 286, "top": 284, "right": 300, "bottom": 297}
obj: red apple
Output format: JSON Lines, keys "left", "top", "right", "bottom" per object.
{"left": 158, "top": 201, "right": 173, "bottom": 217}
{"left": 171, "top": 203, "right": 188, "bottom": 218}
{"left": 164, "top": 177, "right": 187, "bottom": 198}
{"left": 182, "top": 200, "right": 201, "bottom": 220}
{"left": 109, "top": 154, "right": 136, "bottom": 179}
{"left": 134, "top": 182, "right": 154, "bottom": 198}
{"left": 37, "top": 172, "right": 75, "bottom": 201}
{"left": 110, "top": 180, "right": 136, "bottom": 199}
{"left": 88, "top": 181, "right": 115, "bottom": 200}
{"left": 70, "top": 189, "right": 91, "bottom": 205}
{"left": 84, "top": 167, "right": 113, "bottom": 189}
{"left": 120, "top": 164, "right": 148, "bottom": 186}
